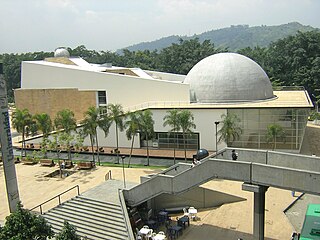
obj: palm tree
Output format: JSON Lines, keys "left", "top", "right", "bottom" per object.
{"left": 163, "top": 109, "right": 181, "bottom": 165}
{"left": 81, "top": 107, "right": 99, "bottom": 164}
{"left": 178, "top": 109, "right": 196, "bottom": 161}
{"left": 125, "top": 111, "right": 140, "bottom": 167}
{"left": 81, "top": 106, "right": 112, "bottom": 165}
{"left": 266, "top": 124, "right": 286, "bottom": 150}
{"left": 138, "top": 110, "right": 155, "bottom": 166}
{"left": 12, "top": 108, "right": 32, "bottom": 157}
{"left": 107, "top": 104, "right": 125, "bottom": 164}
{"left": 33, "top": 113, "right": 52, "bottom": 158}
{"left": 218, "top": 113, "right": 243, "bottom": 146}
{"left": 54, "top": 109, "right": 77, "bottom": 160}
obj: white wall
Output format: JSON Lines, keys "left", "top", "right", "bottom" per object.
{"left": 151, "top": 108, "right": 227, "bottom": 151}
{"left": 144, "top": 70, "right": 186, "bottom": 82}
{"left": 21, "top": 62, "right": 190, "bottom": 109}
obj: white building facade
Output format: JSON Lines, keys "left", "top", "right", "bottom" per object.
{"left": 15, "top": 50, "right": 313, "bottom": 153}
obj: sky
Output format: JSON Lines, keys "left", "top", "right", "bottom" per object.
{"left": 1, "top": 0, "right": 319, "bottom": 54}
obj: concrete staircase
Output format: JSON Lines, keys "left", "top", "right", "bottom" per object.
{"left": 42, "top": 195, "right": 129, "bottom": 240}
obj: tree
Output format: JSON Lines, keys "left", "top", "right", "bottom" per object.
{"left": 177, "top": 110, "right": 196, "bottom": 161}
{"left": 54, "top": 109, "right": 77, "bottom": 134}
{"left": 266, "top": 124, "right": 286, "bottom": 150}
{"left": 54, "top": 109, "right": 77, "bottom": 160}
{"left": 81, "top": 106, "right": 112, "bottom": 165}
{"left": 157, "top": 38, "right": 226, "bottom": 74}
{"left": 0, "top": 202, "right": 54, "bottom": 240}
{"left": 163, "top": 109, "right": 181, "bottom": 165}
{"left": 137, "top": 110, "right": 155, "bottom": 166}
{"left": 33, "top": 113, "right": 52, "bottom": 158}
{"left": 81, "top": 107, "right": 100, "bottom": 165}
{"left": 55, "top": 221, "right": 81, "bottom": 240}
{"left": 125, "top": 111, "right": 140, "bottom": 167}
{"left": 218, "top": 113, "right": 243, "bottom": 146}
{"left": 12, "top": 108, "right": 33, "bottom": 157}
{"left": 107, "top": 104, "right": 125, "bottom": 164}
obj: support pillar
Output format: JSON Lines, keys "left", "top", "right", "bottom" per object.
{"left": 0, "top": 63, "right": 20, "bottom": 212}
{"left": 242, "top": 183, "right": 268, "bottom": 240}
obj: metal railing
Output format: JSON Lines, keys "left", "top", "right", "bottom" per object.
{"left": 105, "top": 170, "right": 112, "bottom": 181}
{"left": 30, "top": 185, "right": 80, "bottom": 214}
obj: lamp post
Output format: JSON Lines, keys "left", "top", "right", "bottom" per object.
{"left": 214, "top": 121, "right": 220, "bottom": 153}
{"left": 121, "top": 155, "right": 126, "bottom": 188}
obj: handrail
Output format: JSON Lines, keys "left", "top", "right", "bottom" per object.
{"left": 30, "top": 185, "right": 80, "bottom": 214}
{"left": 105, "top": 170, "right": 112, "bottom": 181}
{"left": 118, "top": 189, "right": 135, "bottom": 240}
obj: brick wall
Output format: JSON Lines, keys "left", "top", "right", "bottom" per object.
{"left": 14, "top": 88, "right": 96, "bottom": 121}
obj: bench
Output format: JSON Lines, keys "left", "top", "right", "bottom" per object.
{"left": 59, "top": 160, "right": 73, "bottom": 169}
{"left": 78, "top": 161, "right": 95, "bottom": 170}
{"left": 40, "top": 159, "right": 55, "bottom": 167}
{"left": 21, "top": 158, "right": 38, "bottom": 165}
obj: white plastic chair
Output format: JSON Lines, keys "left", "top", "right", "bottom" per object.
{"left": 146, "top": 229, "right": 153, "bottom": 239}
{"left": 183, "top": 208, "right": 189, "bottom": 217}
{"left": 143, "top": 225, "right": 149, "bottom": 229}
{"left": 188, "top": 207, "right": 197, "bottom": 220}
{"left": 158, "top": 231, "right": 165, "bottom": 235}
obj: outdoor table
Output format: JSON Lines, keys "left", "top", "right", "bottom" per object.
{"left": 152, "top": 234, "right": 166, "bottom": 240}
{"left": 139, "top": 227, "right": 152, "bottom": 236}
{"left": 170, "top": 225, "right": 183, "bottom": 238}
{"left": 158, "top": 211, "right": 168, "bottom": 224}
{"left": 178, "top": 216, "right": 190, "bottom": 229}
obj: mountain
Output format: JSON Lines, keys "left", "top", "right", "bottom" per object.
{"left": 121, "top": 22, "right": 317, "bottom": 52}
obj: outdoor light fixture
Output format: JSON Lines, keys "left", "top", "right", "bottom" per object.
{"left": 214, "top": 121, "right": 220, "bottom": 153}
{"left": 121, "top": 155, "right": 126, "bottom": 188}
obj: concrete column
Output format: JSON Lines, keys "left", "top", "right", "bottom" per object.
{"left": 0, "top": 64, "right": 20, "bottom": 212}
{"left": 242, "top": 183, "right": 268, "bottom": 240}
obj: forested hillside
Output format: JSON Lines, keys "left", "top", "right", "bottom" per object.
{"left": 122, "top": 22, "right": 317, "bottom": 52}
{"left": 0, "top": 31, "right": 319, "bottom": 105}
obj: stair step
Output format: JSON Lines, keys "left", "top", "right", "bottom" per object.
{"left": 44, "top": 211, "right": 126, "bottom": 233}
{"left": 75, "top": 196, "right": 121, "bottom": 210}
{"left": 49, "top": 222, "right": 127, "bottom": 240}
{"left": 63, "top": 201, "right": 123, "bottom": 217}
{"left": 44, "top": 215, "right": 128, "bottom": 240}
{"left": 55, "top": 205, "right": 125, "bottom": 223}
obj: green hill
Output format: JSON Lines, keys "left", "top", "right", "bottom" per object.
{"left": 122, "top": 22, "right": 317, "bottom": 52}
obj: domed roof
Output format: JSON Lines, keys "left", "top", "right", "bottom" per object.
{"left": 54, "top": 48, "right": 70, "bottom": 58}
{"left": 184, "top": 53, "right": 274, "bottom": 103}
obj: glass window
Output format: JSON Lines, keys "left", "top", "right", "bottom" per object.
{"left": 150, "top": 132, "right": 199, "bottom": 150}
{"left": 98, "top": 91, "right": 107, "bottom": 105}
{"left": 228, "top": 108, "right": 309, "bottom": 151}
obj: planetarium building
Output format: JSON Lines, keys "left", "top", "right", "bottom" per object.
{"left": 15, "top": 50, "right": 312, "bottom": 152}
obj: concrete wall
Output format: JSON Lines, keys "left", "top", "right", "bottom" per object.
{"left": 251, "top": 164, "right": 320, "bottom": 194}
{"left": 151, "top": 186, "right": 245, "bottom": 211}
{"left": 218, "top": 148, "right": 320, "bottom": 172}
{"left": 124, "top": 159, "right": 251, "bottom": 206}
{"left": 124, "top": 149, "right": 320, "bottom": 206}
{"left": 21, "top": 62, "right": 190, "bottom": 110}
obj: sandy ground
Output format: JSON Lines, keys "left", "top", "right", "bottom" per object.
{"left": 0, "top": 162, "right": 296, "bottom": 240}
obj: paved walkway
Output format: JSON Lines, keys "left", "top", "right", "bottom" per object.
{"left": 81, "top": 179, "right": 137, "bottom": 204}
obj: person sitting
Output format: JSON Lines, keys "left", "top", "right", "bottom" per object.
{"left": 192, "top": 158, "right": 201, "bottom": 167}
{"left": 232, "top": 149, "right": 238, "bottom": 160}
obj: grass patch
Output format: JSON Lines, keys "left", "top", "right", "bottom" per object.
{"left": 99, "top": 162, "right": 168, "bottom": 169}
{"left": 51, "top": 159, "right": 168, "bottom": 169}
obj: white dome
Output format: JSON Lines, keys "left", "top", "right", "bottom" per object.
{"left": 184, "top": 53, "right": 274, "bottom": 103}
{"left": 54, "top": 48, "right": 70, "bottom": 58}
